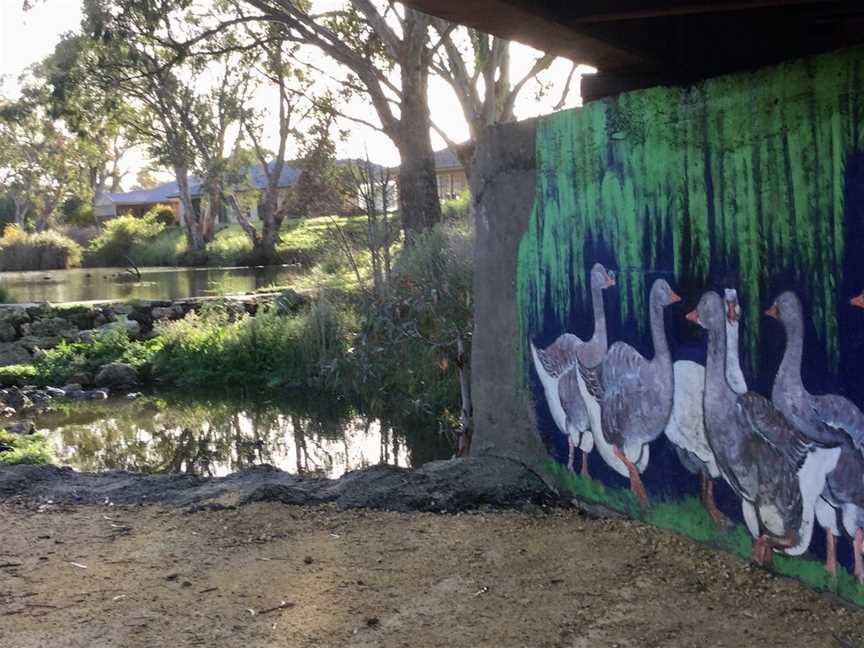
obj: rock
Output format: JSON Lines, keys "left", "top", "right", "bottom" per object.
{"left": 28, "top": 317, "right": 79, "bottom": 340}
{"left": 111, "top": 304, "right": 134, "bottom": 316}
{"left": 0, "top": 388, "right": 31, "bottom": 410}
{"left": 86, "top": 389, "right": 109, "bottom": 400}
{"left": 93, "top": 313, "right": 107, "bottom": 327}
{"left": 19, "top": 336, "right": 62, "bottom": 351}
{"left": 24, "top": 390, "right": 52, "bottom": 404}
{"left": 0, "top": 305, "right": 31, "bottom": 326}
{"left": 76, "top": 330, "right": 96, "bottom": 344}
{"left": 0, "top": 342, "right": 32, "bottom": 367}
{"left": 126, "top": 392, "right": 144, "bottom": 400}
{"left": 67, "top": 372, "right": 93, "bottom": 387}
{"left": 1, "top": 406, "right": 15, "bottom": 417}
{"left": 61, "top": 383, "right": 84, "bottom": 395}
{"left": 151, "top": 306, "right": 175, "bottom": 320}
{"left": 4, "top": 419, "right": 34, "bottom": 435}
{"left": 95, "top": 363, "right": 138, "bottom": 389}
{"left": 71, "top": 390, "right": 90, "bottom": 400}
{"left": 44, "top": 387, "right": 66, "bottom": 399}
{"left": 0, "top": 321, "right": 17, "bottom": 342}
{"left": 25, "top": 304, "right": 51, "bottom": 319}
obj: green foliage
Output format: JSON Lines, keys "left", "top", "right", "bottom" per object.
{"left": 152, "top": 297, "right": 352, "bottom": 391}
{"left": 61, "top": 195, "right": 96, "bottom": 227}
{"left": 129, "top": 226, "right": 186, "bottom": 266}
{"left": 441, "top": 190, "right": 470, "bottom": 221}
{"left": 86, "top": 212, "right": 166, "bottom": 267}
{"left": 0, "top": 224, "right": 83, "bottom": 271}
{"left": 0, "top": 430, "right": 54, "bottom": 465}
{"left": 347, "top": 221, "right": 473, "bottom": 421}
{"left": 34, "top": 327, "right": 162, "bottom": 386}
{"left": 150, "top": 204, "right": 177, "bottom": 227}
{"left": 206, "top": 226, "right": 254, "bottom": 266}
{"left": 0, "top": 364, "right": 36, "bottom": 386}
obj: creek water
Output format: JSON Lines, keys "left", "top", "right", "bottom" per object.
{"left": 0, "top": 265, "right": 298, "bottom": 304}
{"left": 32, "top": 393, "right": 450, "bottom": 478}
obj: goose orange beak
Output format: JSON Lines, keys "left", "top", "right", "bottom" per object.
{"left": 851, "top": 294, "right": 864, "bottom": 309}
{"left": 686, "top": 309, "right": 700, "bottom": 325}
{"left": 669, "top": 290, "right": 681, "bottom": 304}
{"left": 765, "top": 304, "right": 779, "bottom": 319}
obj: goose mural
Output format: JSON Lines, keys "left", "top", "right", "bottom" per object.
{"left": 664, "top": 289, "right": 746, "bottom": 528}
{"left": 765, "top": 291, "right": 864, "bottom": 578}
{"left": 530, "top": 263, "right": 616, "bottom": 476}
{"left": 579, "top": 279, "right": 679, "bottom": 506}
{"left": 688, "top": 291, "right": 824, "bottom": 566}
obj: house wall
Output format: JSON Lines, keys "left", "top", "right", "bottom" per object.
{"left": 472, "top": 46, "right": 864, "bottom": 604}
{"left": 436, "top": 169, "right": 468, "bottom": 200}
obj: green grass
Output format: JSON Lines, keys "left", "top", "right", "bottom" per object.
{"left": 550, "top": 459, "right": 864, "bottom": 606}
{"left": 0, "top": 429, "right": 53, "bottom": 465}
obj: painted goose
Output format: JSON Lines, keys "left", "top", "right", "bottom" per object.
{"left": 531, "top": 263, "right": 616, "bottom": 475}
{"left": 579, "top": 278, "right": 679, "bottom": 506}
{"left": 689, "top": 291, "right": 814, "bottom": 566}
{"left": 665, "top": 288, "right": 746, "bottom": 527}
{"left": 767, "top": 291, "right": 863, "bottom": 575}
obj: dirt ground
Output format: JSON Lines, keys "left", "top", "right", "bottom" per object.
{"left": 1, "top": 502, "right": 863, "bottom": 648}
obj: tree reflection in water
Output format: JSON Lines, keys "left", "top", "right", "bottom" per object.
{"left": 35, "top": 394, "right": 449, "bottom": 478}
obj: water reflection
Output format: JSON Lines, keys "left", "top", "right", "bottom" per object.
{"left": 0, "top": 265, "right": 298, "bottom": 304}
{"left": 34, "top": 394, "right": 449, "bottom": 478}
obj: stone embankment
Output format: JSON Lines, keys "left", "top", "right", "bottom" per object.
{"left": 0, "top": 290, "right": 302, "bottom": 368}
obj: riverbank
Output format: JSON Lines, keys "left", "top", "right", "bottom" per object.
{"left": 2, "top": 495, "right": 862, "bottom": 647}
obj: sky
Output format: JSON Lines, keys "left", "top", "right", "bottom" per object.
{"left": 0, "top": 0, "right": 593, "bottom": 189}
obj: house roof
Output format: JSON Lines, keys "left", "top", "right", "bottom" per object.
{"left": 399, "top": 0, "right": 864, "bottom": 100}
{"left": 434, "top": 148, "right": 462, "bottom": 171}
{"left": 106, "top": 162, "right": 303, "bottom": 205}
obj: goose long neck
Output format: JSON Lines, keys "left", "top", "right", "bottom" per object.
{"left": 589, "top": 284, "right": 607, "bottom": 351}
{"left": 778, "top": 316, "right": 804, "bottom": 390}
{"left": 649, "top": 300, "right": 670, "bottom": 361}
{"left": 706, "top": 323, "right": 736, "bottom": 411}
{"left": 724, "top": 321, "right": 747, "bottom": 394}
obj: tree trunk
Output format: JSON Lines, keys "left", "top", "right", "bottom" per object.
{"left": 229, "top": 193, "right": 260, "bottom": 249}
{"left": 396, "top": 67, "right": 441, "bottom": 243}
{"left": 174, "top": 165, "right": 206, "bottom": 251}
{"left": 256, "top": 193, "right": 281, "bottom": 264}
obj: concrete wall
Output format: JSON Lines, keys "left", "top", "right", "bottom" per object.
{"left": 472, "top": 46, "right": 864, "bottom": 603}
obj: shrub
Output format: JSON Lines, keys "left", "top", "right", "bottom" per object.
{"left": 442, "top": 190, "right": 470, "bottom": 221}
{"left": 0, "top": 364, "right": 35, "bottom": 386}
{"left": 129, "top": 227, "right": 186, "bottom": 266}
{"left": 33, "top": 326, "right": 162, "bottom": 386}
{"left": 348, "top": 221, "right": 473, "bottom": 420}
{"left": 86, "top": 212, "right": 166, "bottom": 267}
{"left": 0, "top": 224, "right": 83, "bottom": 271}
{"left": 206, "top": 226, "right": 254, "bottom": 266}
{"left": 0, "top": 284, "right": 13, "bottom": 304}
{"left": 0, "top": 430, "right": 53, "bottom": 465}
{"left": 149, "top": 204, "right": 177, "bottom": 227}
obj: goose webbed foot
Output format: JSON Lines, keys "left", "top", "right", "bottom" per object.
{"left": 701, "top": 477, "right": 733, "bottom": 530}
{"left": 613, "top": 445, "right": 649, "bottom": 508}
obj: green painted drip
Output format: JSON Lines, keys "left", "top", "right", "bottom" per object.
{"left": 517, "top": 48, "right": 864, "bottom": 374}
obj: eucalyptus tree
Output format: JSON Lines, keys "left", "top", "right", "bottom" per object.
{"left": 237, "top": 0, "right": 444, "bottom": 241}
{"left": 0, "top": 97, "right": 90, "bottom": 230}
{"left": 430, "top": 26, "right": 580, "bottom": 179}
{"left": 77, "top": 0, "right": 261, "bottom": 251}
